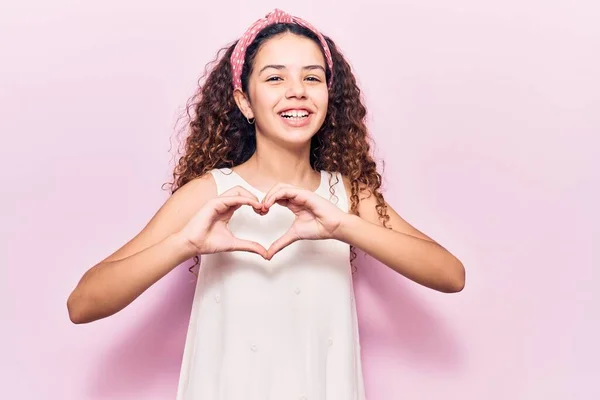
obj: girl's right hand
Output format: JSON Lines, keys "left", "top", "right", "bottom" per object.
{"left": 178, "top": 186, "right": 268, "bottom": 258}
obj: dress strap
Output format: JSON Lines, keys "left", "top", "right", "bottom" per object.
{"left": 208, "top": 168, "right": 241, "bottom": 196}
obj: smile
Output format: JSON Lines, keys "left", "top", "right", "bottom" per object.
{"left": 279, "top": 109, "right": 310, "bottom": 119}
{"left": 278, "top": 109, "right": 313, "bottom": 127}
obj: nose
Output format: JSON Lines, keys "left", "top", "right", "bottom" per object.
{"left": 285, "top": 77, "right": 307, "bottom": 99}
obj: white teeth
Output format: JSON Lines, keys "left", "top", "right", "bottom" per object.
{"left": 280, "top": 110, "right": 309, "bottom": 118}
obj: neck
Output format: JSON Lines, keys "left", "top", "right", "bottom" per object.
{"left": 242, "top": 135, "right": 318, "bottom": 189}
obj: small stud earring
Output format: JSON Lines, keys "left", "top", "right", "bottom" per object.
{"left": 247, "top": 117, "right": 255, "bottom": 125}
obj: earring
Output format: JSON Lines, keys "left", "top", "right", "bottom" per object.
{"left": 247, "top": 116, "right": 255, "bottom": 125}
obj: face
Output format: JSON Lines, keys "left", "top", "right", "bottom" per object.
{"left": 235, "top": 33, "right": 329, "bottom": 146}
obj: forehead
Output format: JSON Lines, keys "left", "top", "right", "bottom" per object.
{"left": 254, "top": 33, "right": 325, "bottom": 68}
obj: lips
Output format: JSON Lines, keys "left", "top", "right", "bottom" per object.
{"left": 278, "top": 107, "right": 312, "bottom": 113}
{"left": 278, "top": 109, "right": 313, "bottom": 127}
{"left": 278, "top": 108, "right": 312, "bottom": 118}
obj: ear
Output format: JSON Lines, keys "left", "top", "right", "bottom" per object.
{"left": 233, "top": 89, "right": 254, "bottom": 120}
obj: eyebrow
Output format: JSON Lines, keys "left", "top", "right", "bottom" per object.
{"left": 258, "top": 64, "right": 326, "bottom": 74}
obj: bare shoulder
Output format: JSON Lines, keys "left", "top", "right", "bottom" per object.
{"left": 165, "top": 172, "right": 218, "bottom": 214}
{"left": 340, "top": 174, "right": 436, "bottom": 243}
{"left": 99, "top": 172, "right": 218, "bottom": 263}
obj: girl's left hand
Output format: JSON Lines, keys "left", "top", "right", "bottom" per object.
{"left": 261, "top": 183, "right": 347, "bottom": 260}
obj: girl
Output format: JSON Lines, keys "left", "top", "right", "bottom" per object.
{"left": 67, "top": 9, "right": 465, "bottom": 399}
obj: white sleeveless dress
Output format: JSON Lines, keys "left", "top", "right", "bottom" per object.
{"left": 176, "top": 168, "right": 366, "bottom": 400}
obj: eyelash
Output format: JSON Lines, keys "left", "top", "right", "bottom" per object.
{"left": 266, "top": 76, "right": 321, "bottom": 82}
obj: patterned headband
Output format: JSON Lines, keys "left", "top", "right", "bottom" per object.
{"left": 230, "top": 9, "right": 334, "bottom": 91}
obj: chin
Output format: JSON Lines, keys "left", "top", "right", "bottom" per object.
{"left": 276, "top": 131, "right": 317, "bottom": 147}
{"left": 262, "top": 119, "right": 320, "bottom": 143}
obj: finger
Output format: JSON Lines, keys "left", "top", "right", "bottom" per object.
{"left": 225, "top": 186, "right": 265, "bottom": 213}
{"left": 231, "top": 238, "right": 268, "bottom": 259}
{"left": 221, "top": 195, "right": 263, "bottom": 209}
{"left": 275, "top": 199, "right": 289, "bottom": 208}
{"left": 221, "top": 185, "right": 261, "bottom": 202}
{"left": 263, "top": 187, "right": 290, "bottom": 208}
{"left": 261, "top": 183, "right": 294, "bottom": 206}
{"left": 266, "top": 229, "right": 299, "bottom": 260}
{"left": 264, "top": 187, "right": 306, "bottom": 209}
{"left": 212, "top": 196, "right": 263, "bottom": 214}
{"left": 214, "top": 195, "right": 264, "bottom": 217}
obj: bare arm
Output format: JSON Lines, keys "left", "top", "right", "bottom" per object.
{"left": 339, "top": 176, "right": 465, "bottom": 293}
{"left": 66, "top": 174, "right": 216, "bottom": 324}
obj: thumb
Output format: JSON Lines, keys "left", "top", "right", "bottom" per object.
{"left": 266, "top": 229, "right": 299, "bottom": 261}
{"left": 231, "top": 238, "right": 268, "bottom": 259}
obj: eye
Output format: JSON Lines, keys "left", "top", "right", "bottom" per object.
{"left": 266, "top": 76, "right": 283, "bottom": 82}
{"left": 305, "top": 76, "right": 322, "bottom": 82}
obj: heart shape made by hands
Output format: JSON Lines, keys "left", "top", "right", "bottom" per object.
{"left": 226, "top": 186, "right": 345, "bottom": 261}
{"left": 228, "top": 202, "right": 298, "bottom": 261}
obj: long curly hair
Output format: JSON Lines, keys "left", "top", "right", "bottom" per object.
{"left": 165, "top": 23, "right": 390, "bottom": 274}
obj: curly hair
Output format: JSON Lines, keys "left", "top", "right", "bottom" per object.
{"left": 164, "top": 23, "right": 390, "bottom": 274}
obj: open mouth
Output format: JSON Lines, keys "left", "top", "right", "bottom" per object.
{"left": 278, "top": 110, "right": 311, "bottom": 120}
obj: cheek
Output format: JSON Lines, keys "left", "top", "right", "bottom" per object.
{"left": 252, "top": 91, "right": 281, "bottom": 115}
{"left": 316, "top": 92, "right": 329, "bottom": 113}
{"left": 311, "top": 87, "right": 329, "bottom": 107}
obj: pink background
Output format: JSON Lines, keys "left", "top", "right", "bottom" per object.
{"left": 1, "top": 0, "right": 598, "bottom": 399}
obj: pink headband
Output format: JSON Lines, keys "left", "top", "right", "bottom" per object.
{"left": 230, "top": 9, "right": 334, "bottom": 91}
